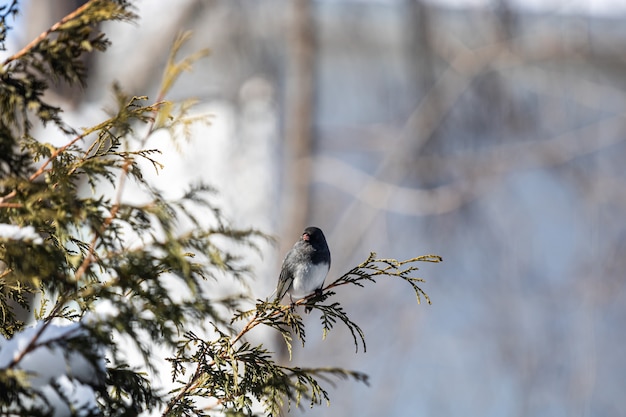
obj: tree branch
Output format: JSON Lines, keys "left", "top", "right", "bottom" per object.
{"left": 2, "top": 0, "right": 94, "bottom": 66}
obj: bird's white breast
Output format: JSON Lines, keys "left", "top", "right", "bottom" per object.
{"left": 289, "top": 262, "right": 329, "bottom": 298}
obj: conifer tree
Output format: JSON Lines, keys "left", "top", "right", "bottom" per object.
{"left": 0, "top": 1, "right": 441, "bottom": 416}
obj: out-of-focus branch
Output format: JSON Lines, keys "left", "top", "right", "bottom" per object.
{"left": 4, "top": 1, "right": 91, "bottom": 66}
{"left": 329, "top": 32, "right": 512, "bottom": 255}
{"left": 315, "top": 156, "right": 488, "bottom": 216}
{"left": 316, "top": 113, "right": 626, "bottom": 217}
{"left": 330, "top": 25, "right": 626, "bottom": 255}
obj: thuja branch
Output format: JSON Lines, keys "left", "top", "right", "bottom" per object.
{"left": 325, "top": 252, "right": 442, "bottom": 304}
{"left": 162, "top": 302, "right": 296, "bottom": 415}
{"left": 71, "top": 32, "right": 207, "bottom": 285}
{"left": 163, "top": 253, "right": 441, "bottom": 414}
{"left": 2, "top": 0, "right": 132, "bottom": 66}
{"left": 3, "top": 2, "right": 90, "bottom": 65}
{"left": 230, "top": 253, "right": 441, "bottom": 352}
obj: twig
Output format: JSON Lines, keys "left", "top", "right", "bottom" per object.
{"left": 29, "top": 132, "right": 90, "bottom": 182}
{"left": 4, "top": 309, "right": 81, "bottom": 369}
{"left": 3, "top": 1, "right": 94, "bottom": 66}
{"left": 0, "top": 202, "right": 22, "bottom": 208}
{"left": 0, "top": 190, "right": 17, "bottom": 205}
{"left": 162, "top": 299, "right": 308, "bottom": 416}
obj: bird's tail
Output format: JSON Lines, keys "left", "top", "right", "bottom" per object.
{"left": 267, "top": 287, "right": 281, "bottom": 302}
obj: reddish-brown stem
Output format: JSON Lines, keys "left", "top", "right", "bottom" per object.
{"left": 2, "top": 1, "right": 94, "bottom": 66}
{"left": 161, "top": 293, "right": 321, "bottom": 416}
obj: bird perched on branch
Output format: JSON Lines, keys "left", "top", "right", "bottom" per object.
{"left": 276, "top": 226, "right": 330, "bottom": 303}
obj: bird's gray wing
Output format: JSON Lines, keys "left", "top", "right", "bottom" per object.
{"left": 276, "top": 256, "right": 295, "bottom": 300}
{"left": 276, "top": 268, "right": 293, "bottom": 300}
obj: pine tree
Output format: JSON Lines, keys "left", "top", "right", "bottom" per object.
{"left": 0, "top": 1, "right": 441, "bottom": 416}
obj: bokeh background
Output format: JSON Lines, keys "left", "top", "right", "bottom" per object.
{"left": 13, "top": 0, "right": 626, "bottom": 416}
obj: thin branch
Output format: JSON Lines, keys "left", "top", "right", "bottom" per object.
{"left": 0, "top": 190, "right": 17, "bottom": 206}
{"left": 162, "top": 298, "right": 310, "bottom": 416}
{"left": 28, "top": 132, "right": 90, "bottom": 182}
{"left": 2, "top": 0, "right": 94, "bottom": 66}
{"left": 0, "top": 202, "right": 22, "bottom": 209}
{"left": 3, "top": 319, "right": 82, "bottom": 370}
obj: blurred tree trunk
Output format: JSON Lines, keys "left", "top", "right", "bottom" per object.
{"left": 276, "top": 0, "right": 318, "bottom": 363}
{"left": 406, "top": 0, "right": 436, "bottom": 95}
{"left": 281, "top": 0, "right": 317, "bottom": 251}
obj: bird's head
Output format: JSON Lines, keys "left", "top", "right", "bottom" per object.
{"left": 302, "top": 226, "right": 326, "bottom": 246}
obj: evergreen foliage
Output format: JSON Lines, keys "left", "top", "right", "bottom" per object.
{"left": 0, "top": 1, "right": 441, "bottom": 416}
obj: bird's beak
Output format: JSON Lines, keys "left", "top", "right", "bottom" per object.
{"left": 302, "top": 233, "right": 310, "bottom": 241}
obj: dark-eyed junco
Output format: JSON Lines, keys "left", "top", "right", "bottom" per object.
{"left": 276, "top": 226, "right": 331, "bottom": 302}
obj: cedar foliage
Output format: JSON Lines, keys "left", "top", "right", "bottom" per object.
{"left": 0, "top": 1, "right": 441, "bottom": 416}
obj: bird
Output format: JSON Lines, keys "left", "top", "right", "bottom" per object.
{"left": 276, "top": 226, "right": 331, "bottom": 303}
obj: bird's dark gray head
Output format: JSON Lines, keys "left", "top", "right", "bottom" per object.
{"left": 302, "top": 226, "right": 327, "bottom": 247}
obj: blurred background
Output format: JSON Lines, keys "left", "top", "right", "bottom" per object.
{"left": 13, "top": 0, "right": 626, "bottom": 416}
